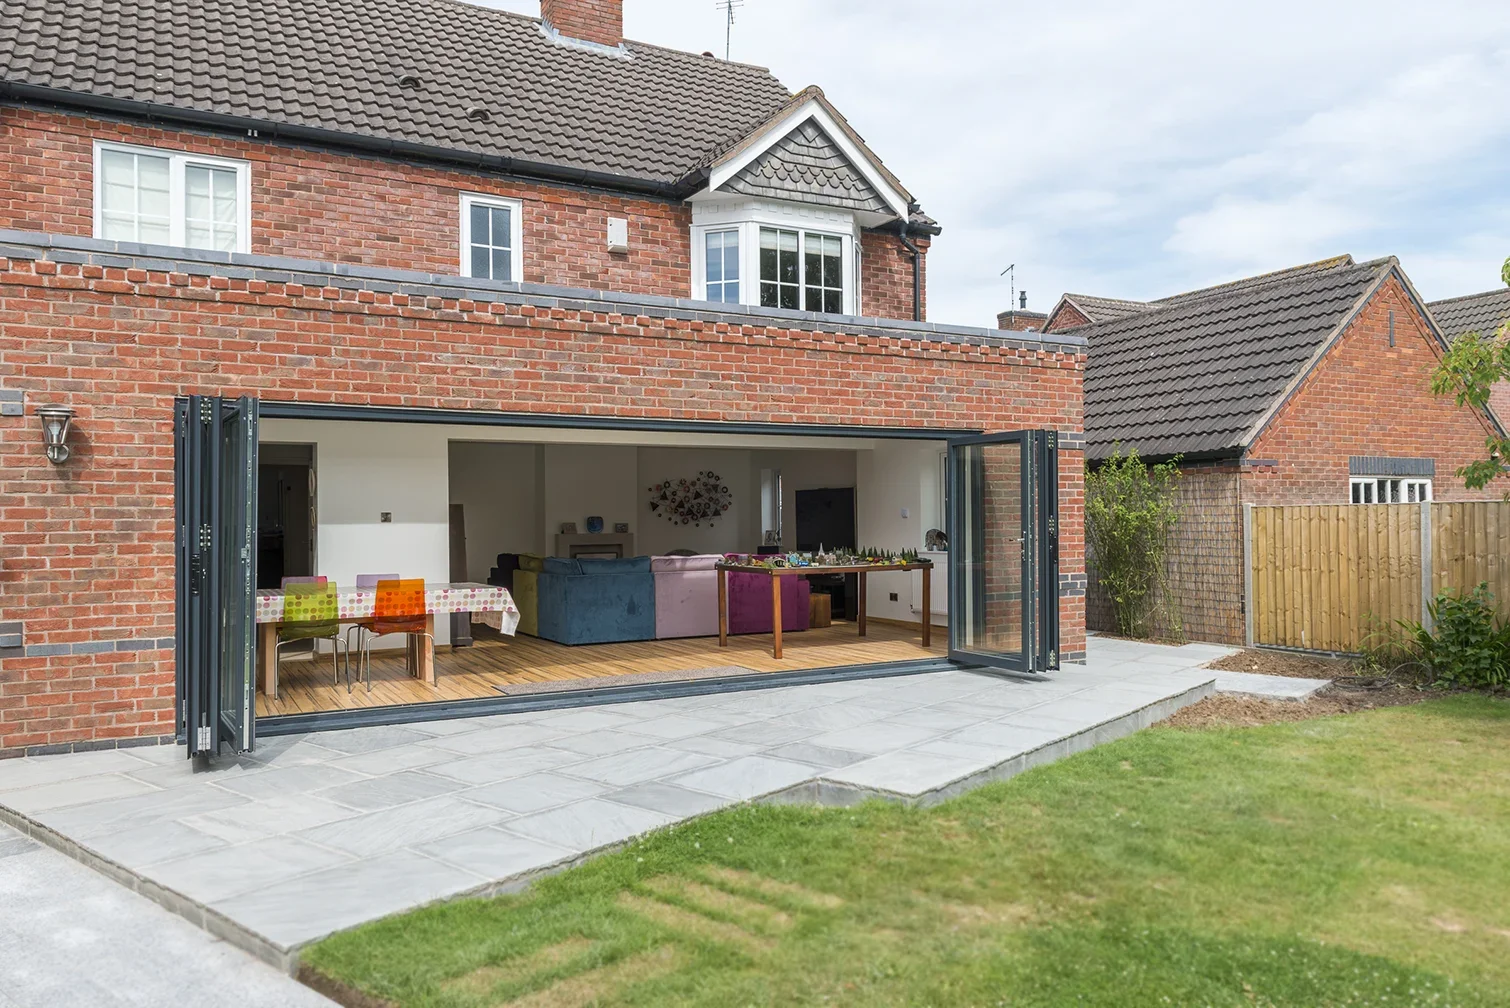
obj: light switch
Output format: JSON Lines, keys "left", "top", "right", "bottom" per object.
{"left": 900, "top": 507, "right": 910, "bottom": 518}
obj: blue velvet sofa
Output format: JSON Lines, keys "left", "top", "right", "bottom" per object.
{"left": 533, "top": 556, "right": 657, "bottom": 645}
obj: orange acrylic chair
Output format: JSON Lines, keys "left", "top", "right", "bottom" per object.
{"left": 354, "top": 579, "right": 433, "bottom": 692}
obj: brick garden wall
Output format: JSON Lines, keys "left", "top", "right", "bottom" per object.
{"left": 0, "top": 238, "right": 1083, "bottom": 754}
{"left": 0, "top": 106, "right": 930, "bottom": 322}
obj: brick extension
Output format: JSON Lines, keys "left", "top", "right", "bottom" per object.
{"left": 0, "top": 234, "right": 1087, "bottom": 753}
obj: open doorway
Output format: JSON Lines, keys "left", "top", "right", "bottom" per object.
{"left": 256, "top": 443, "right": 314, "bottom": 590}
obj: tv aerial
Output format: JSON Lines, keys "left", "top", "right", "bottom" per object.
{"left": 716, "top": 0, "right": 745, "bottom": 61}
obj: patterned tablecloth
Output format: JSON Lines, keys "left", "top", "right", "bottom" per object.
{"left": 254, "top": 582, "right": 520, "bottom": 635}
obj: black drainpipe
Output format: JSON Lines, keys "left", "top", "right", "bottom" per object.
{"left": 896, "top": 225, "right": 922, "bottom": 321}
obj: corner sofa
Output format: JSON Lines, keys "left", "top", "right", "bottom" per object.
{"left": 500, "top": 551, "right": 811, "bottom": 646}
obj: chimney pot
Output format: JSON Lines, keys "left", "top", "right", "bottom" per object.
{"left": 541, "top": 0, "right": 623, "bottom": 48}
{"left": 1019, "top": 291, "right": 1028, "bottom": 310}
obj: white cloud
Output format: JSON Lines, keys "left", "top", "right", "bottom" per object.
{"left": 471, "top": 1, "right": 1510, "bottom": 322}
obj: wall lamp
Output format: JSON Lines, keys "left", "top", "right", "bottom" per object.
{"left": 37, "top": 404, "right": 75, "bottom": 464}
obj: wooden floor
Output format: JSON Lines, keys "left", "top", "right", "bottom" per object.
{"left": 255, "top": 620, "right": 947, "bottom": 717}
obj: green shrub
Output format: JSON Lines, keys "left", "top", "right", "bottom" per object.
{"left": 1400, "top": 583, "right": 1510, "bottom": 688}
{"left": 1085, "top": 447, "right": 1182, "bottom": 638}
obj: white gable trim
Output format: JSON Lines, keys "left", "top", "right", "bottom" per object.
{"left": 708, "top": 99, "right": 911, "bottom": 223}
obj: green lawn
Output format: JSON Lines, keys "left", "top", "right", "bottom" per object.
{"left": 303, "top": 697, "right": 1510, "bottom": 1007}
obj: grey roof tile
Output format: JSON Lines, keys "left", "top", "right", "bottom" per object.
{"left": 0, "top": 0, "right": 794, "bottom": 187}
{"left": 1083, "top": 255, "right": 1391, "bottom": 461}
{"left": 723, "top": 118, "right": 888, "bottom": 214}
{"left": 1428, "top": 288, "right": 1510, "bottom": 342}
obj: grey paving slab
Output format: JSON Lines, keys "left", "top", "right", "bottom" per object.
{"left": 668, "top": 755, "right": 815, "bottom": 801}
{"left": 416, "top": 827, "right": 575, "bottom": 880}
{"left": 603, "top": 781, "right": 731, "bottom": 819}
{"left": 824, "top": 751, "right": 990, "bottom": 795}
{"left": 777, "top": 703, "right": 891, "bottom": 731}
{"left": 763, "top": 742, "right": 872, "bottom": 769}
{"left": 805, "top": 722, "right": 939, "bottom": 755}
{"left": 216, "top": 763, "right": 368, "bottom": 799}
{"left": 535, "top": 708, "right": 638, "bottom": 732}
{"left": 85, "top": 819, "right": 227, "bottom": 870}
{"left": 463, "top": 772, "right": 612, "bottom": 814}
{"left": 622, "top": 713, "right": 734, "bottom": 739}
{"left": 0, "top": 825, "right": 334, "bottom": 1007}
{"left": 546, "top": 729, "right": 660, "bottom": 756}
{"left": 326, "top": 744, "right": 454, "bottom": 776}
{"left": 422, "top": 722, "right": 572, "bottom": 755}
{"left": 424, "top": 746, "right": 586, "bottom": 785}
{"left": 657, "top": 734, "right": 764, "bottom": 758}
{"left": 36, "top": 784, "right": 248, "bottom": 840}
{"left": 149, "top": 836, "right": 350, "bottom": 903}
{"left": 301, "top": 724, "right": 434, "bottom": 755}
{"left": 314, "top": 768, "right": 463, "bottom": 811}
{"left": 557, "top": 746, "right": 722, "bottom": 787}
{"left": 181, "top": 793, "right": 365, "bottom": 844}
{"left": 212, "top": 849, "right": 485, "bottom": 948}
{"left": 0, "top": 750, "right": 160, "bottom": 793}
{"left": 295, "top": 796, "right": 511, "bottom": 857}
{"left": 709, "top": 719, "right": 817, "bottom": 746}
{"left": 502, "top": 798, "right": 677, "bottom": 852}
{"left": 0, "top": 774, "right": 160, "bottom": 815}
{"left": 1213, "top": 670, "right": 1330, "bottom": 700}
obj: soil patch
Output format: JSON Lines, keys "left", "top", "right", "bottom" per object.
{"left": 1206, "top": 648, "right": 1357, "bottom": 680}
{"left": 1161, "top": 684, "right": 1435, "bottom": 729}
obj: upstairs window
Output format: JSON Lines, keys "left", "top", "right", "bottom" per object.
{"left": 94, "top": 141, "right": 250, "bottom": 252}
{"left": 1351, "top": 477, "right": 1432, "bottom": 503}
{"left": 460, "top": 194, "right": 523, "bottom": 282}
{"left": 704, "top": 229, "right": 740, "bottom": 303}
{"left": 759, "top": 226, "right": 847, "bottom": 313}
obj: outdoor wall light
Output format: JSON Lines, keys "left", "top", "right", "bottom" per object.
{"left": 36, "top": 404, "right": 75, "bottom": 463}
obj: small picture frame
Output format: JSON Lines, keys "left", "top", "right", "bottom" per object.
{"left": 614, "top": 523, "right": 630, "bottom": 534}
{"left": 560, "top": 522, "right": 578, "bottom": 534}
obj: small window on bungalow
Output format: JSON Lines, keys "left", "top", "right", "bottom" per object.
{"left": 460, "top": 194, "right": 523, "bottom": 282}
{"left": 94, "top": 141, "right": 250, "bottom": 252}
{"left": 1350, "top": 477, "right": 1432, "bottom": 503}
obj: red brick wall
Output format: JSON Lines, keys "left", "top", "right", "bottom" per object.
{"left": 0, "top": 248, "right": 1084, "bottom": 753}
{"left": 542, "top": 0, "right": 622, "bottom": 46}
{"left": 1044, "top": 301, "right": 1091, "bottom": 333}
{"left": 997, "top": 311, "right": 1048, "bottom": 332}
{"left": 1243, "top": 275, "right": 1504, "bottom": 505}
{"left": 861, "top": 231, "right": 927, "bottom": 321}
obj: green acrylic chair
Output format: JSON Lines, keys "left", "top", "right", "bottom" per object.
{"left": 278, "top": 577, "right": 349, "bottom": 685}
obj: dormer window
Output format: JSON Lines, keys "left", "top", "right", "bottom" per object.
{"left": 692, "top": 202, "right": 857, "bottom": 316}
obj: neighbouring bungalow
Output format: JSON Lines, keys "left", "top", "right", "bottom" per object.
{"left": 1010, "top": 256, "right": 1507, "bottom": 645}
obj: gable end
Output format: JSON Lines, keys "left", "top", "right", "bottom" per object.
{"left": 720, "top": 118, "right": 890, "bottom": 214}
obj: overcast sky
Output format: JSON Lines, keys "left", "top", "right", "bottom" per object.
{"left": 480, "top": 0, "right": 1510, "bottom": 327}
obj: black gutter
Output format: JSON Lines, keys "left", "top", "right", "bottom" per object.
{"left": 0, "top": 83, "right": 699, "bottom": 201}
{"left": 258, "top": 400, "right": 982, "bottom": 440}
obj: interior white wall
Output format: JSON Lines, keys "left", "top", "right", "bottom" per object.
{"left": 448, "top": 441, "right": 541, "bottom": 581}
{"left": 541, "top": 444, "right": 639, "bottom": 548}
{"left": 749, "top": 449, "right": 858, "bottom": 549}
{"left": 261, "top": 419, "right": 453, "bottom": 646}
{"left": 856, "top": 441, "right": 949, "bottom": 626}
{"left": 637, "top": 447, "right": 753, "bottom": 555}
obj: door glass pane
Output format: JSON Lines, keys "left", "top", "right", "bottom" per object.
{"left": 954, "top": 440, "right": 1024, "bottom": 659}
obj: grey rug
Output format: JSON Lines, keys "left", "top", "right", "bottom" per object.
{"left": 495, "top": 665, "right": 760, "bottom": 697}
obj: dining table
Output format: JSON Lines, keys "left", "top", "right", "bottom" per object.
{"left": 254, "top": 582, "right": 519, "bottom": 698}
{"left": 715, "top": 561, "right": 934, "bottom": 659}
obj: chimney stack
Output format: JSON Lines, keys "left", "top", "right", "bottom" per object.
{"left": 542, "top": 0, "right": 624, "bottom": 48}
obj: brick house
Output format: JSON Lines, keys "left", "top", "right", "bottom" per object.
{"left": 0, "top": 0, "right": 1085, "bottom": 757}
{"left": 1021, "top": 256, "right": 1505, "bottom": 644}
{"left": 1428, "top": 286, "right": 1510, "bottom": 423}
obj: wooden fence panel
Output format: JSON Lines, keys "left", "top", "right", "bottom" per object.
{"left": 1430, "top": 501, "right": 1510, "bottom": 621}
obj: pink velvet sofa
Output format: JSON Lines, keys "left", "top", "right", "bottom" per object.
{"left": 651, "top": 554, "right": 722, "bottom": 639}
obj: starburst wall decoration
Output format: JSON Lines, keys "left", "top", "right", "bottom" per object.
{"left": 647, "top": 471, "right": 732, "bottom": 527}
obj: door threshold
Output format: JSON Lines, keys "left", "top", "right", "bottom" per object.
{"left": 257, "top": 656, "right": 964, "bottom": 737}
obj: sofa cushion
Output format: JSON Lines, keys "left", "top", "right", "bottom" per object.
{"left": 651, "top": 553, "right": 723, "bottom": 572}
{"left": 541, "top": 557, "right": 583, "bottom": 576}
{"left": 577, "top": 556, "right": 652, "bottom": 574}
{"left": 518, "top": 553, "right": 547, "bottom": 573}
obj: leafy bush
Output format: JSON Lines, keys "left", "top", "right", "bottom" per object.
{"left": 1399, "top": 583, "right": 1510, "bottom": 688}
{"left": 1085, "top": 447, "right": 1182, "bottom": 637}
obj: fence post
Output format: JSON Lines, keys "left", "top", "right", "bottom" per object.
{"left": 1243, "top": 503, "right": 1255, "bottom": 647}
{"left": 1420, "top": 500, "right": 1433, "bottom": 634}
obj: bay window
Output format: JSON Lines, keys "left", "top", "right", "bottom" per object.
{"left": 693, "top": 206, "right": 858, "bottom": 316}
{"left": 94, "top": 141, "right": 250, "bottom": 252}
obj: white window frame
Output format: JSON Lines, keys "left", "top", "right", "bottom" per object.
{"left": 701, "top": 227, "right": 742, "bottom": 304}
{"left": 93, "top": 140, "right": 252, "bottom": 253}
{"left": 690, "top": 199, "right": 859, "bottom": 316}
{"left": 1350, "top": 476, "right": 1432, "bottom": 504}
{"left": 459, "top": 193, "right": 524, "bottom": 283}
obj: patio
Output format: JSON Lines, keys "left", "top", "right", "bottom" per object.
{"left": 0, "top": 637, "right": 1233, "bottom": 972}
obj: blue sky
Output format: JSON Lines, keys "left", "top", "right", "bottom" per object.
{"left": 481, "top": 0, "right": 1510, "bottom": 327}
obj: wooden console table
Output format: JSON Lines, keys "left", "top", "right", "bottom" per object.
{"left": 715, "top": 561, "right": 934, "bottom": 659}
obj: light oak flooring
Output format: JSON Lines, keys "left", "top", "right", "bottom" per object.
{"left": 254, "top": 620, "right": 946, "bottom": 718}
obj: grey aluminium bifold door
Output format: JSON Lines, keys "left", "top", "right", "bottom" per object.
{"left": 175, "top": 395, "right": 259, "bottom": 756}
{"left": 947, "top": 430, "right": 1060, "bottom": 673}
